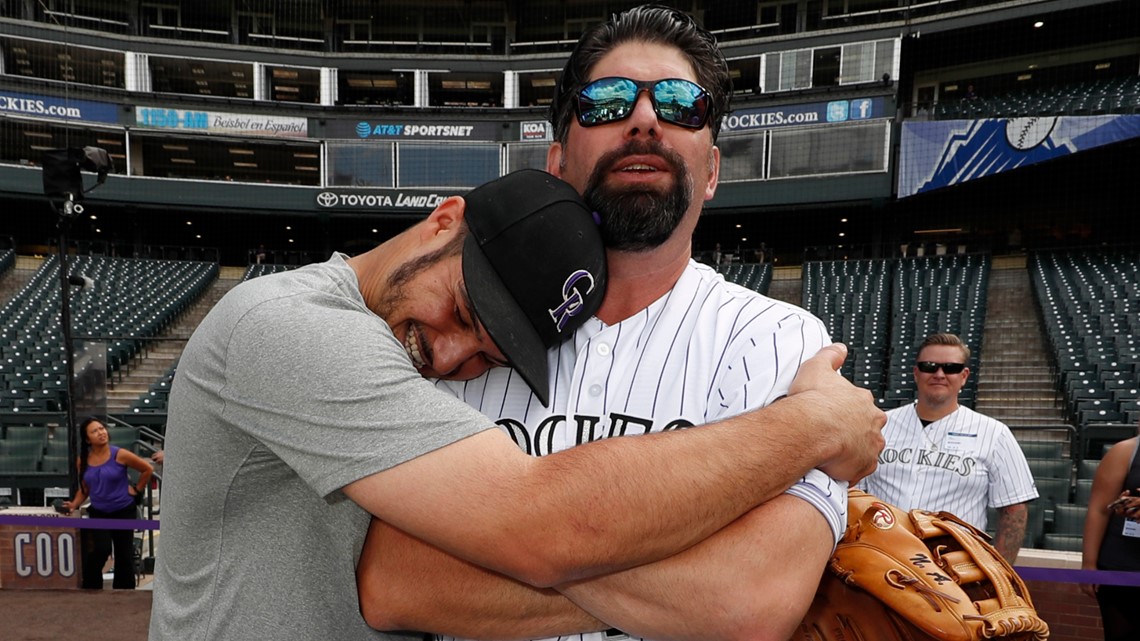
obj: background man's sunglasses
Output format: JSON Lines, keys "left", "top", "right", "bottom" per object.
{"left": 575, "top": 77, "right": 711, "bottom": 130}
{"left": 916, "top": 361, "right": 966, "bottom": 374}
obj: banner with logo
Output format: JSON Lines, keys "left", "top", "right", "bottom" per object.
{"left": 722, "top": 97, "right": 886, "bottom": 133}
{"left": 1, "top": 91, "right": 119, "bottom": 124}
{"left": 520, "top": 120, "right": 552, "bottom": 141}
{"left": 327, "top": 119, "right": 502, "bottom": 140}
{"left": 315, "top": 190, "right": 453, "bottom": 211}
{"left": 134, "top": 106, "right": 308, "bottom": 137}
{"left": 898, "top": 115, "right": 1140, "bottom": 198}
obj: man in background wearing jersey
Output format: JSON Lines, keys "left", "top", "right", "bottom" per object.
{"left": 356, "top": 6, "right": 886, "bottom": 640}
{"left": 859, "top": 332, "right": 1038, "bottom": 562}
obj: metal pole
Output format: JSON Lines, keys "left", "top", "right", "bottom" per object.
{"left": 56, "top": 195, "right": 81, "bottom": 496}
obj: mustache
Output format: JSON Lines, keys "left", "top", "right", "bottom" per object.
{"left": 587, "top": 140, "right": 687, "bottom": 188}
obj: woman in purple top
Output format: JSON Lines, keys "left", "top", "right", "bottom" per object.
{"left": 63, "top": 417, "right": 154, "bottom": 589}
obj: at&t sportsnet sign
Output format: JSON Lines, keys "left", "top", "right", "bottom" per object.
{"left": 316, "top": 190, "right": 449, "bottom": 211}
{"left": 329, "top": 119, "right": 501, "bottom": 140}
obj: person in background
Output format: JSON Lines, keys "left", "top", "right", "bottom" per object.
{"left": 1081, "top": 431, "right": 1140, "bottom": 641}
{"left": 62, "top": 416, "right": 154, "bottom": 589}
{"left": 859, "top": 332, "right": 1038, "bottom": 562}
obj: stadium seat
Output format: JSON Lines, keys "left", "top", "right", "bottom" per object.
{"left": 1019, "top": 441, "right": 1064, "bottom": 459}
{"left": 1025, "top": 458, "right": 1072, "bottom": 479}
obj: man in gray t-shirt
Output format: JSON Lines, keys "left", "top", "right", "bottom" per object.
{"left": 150, "top": 169, "right": 885, "bottom": 641}
{"left": 151, "top": 170, "right": 608, "bottom": 640}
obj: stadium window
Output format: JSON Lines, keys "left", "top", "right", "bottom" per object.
{"left": 427, "top": 72, "right": 503, "bottom": 108}
{"left": 505, "top": 142, "right": 550, "bottom": 174}
{"left": 268, "top": 66, "right": 320, "bottom": 104}
{"left": 338, "top": 72, "right": 414, "bottom": 107}
{"left": 326, "top": 142, "right": 396, "bottom": 188}
{"left": 718, "top": 133, "right": 768, "bottom": 183}
{"left": 148, "top": 56, "right": 254, "bottom": 99}
{"left": 727, "top": 57, "right": 762, "bottom": 96}
{"left": 814, "top": 47, "right": 842, "bottom": 87}
{"left": 141, "top": 2, "right": 180, "bottom": 28}
{"left": 1, "top": 36, "right": 125, "bottom": 88}
{"left": 397, "top": 143, "right": 500, "bottom": 189}
{"left": 516, "top": 71, "right": 559, "bottom": 107}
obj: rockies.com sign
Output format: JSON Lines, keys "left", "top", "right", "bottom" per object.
{"left": 316, "top": 191, "right": 448, "bottom": 210}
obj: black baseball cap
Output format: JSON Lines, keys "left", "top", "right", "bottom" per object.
{"left": 462, "top": 169, "right": 607, "bottom": 406}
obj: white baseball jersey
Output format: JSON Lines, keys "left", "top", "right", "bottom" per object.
{"left": 437, "top": 260, "right": 844, "bottom": 641}
{"left": 858, "top": 403, "right": 1038, "bottom": 530}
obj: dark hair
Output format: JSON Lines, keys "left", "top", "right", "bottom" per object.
{"left": 918, "top": 333, "right": 971, "bottom": 362}
{"left": 549, "top": 4, "right": 732, "bottom": 144}
{"left": 76, "top": 416, "right": 104, "bottom": 492}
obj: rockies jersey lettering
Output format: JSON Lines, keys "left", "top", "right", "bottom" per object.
{"left": 499, "top": 413, "right": 694, "bottom": 456}
{"left": 877, "top": 447, "right": 977, "bottom": 476}
{"left": 438, "top": 261, "right": 845, "bottom": 641}
{"left": 858, "top": 403, "right": 1038, "bottom": 531}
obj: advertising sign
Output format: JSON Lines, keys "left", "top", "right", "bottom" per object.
{"left": 722, "top": 97, "right": 886, "bottom": 133}
{"left": 0, "top": 91, "right": 118, "bottom": 124}
{"left": 899, "top": 115, "right": 1140, "bottom": 197}
{"left": 135, "top": 107, "right": 308, "bottom": 137}
{"left": 327, "top": 119, "right": 502, "bottom": 140}
{"left": 315, "top": 189, "right": 452, "bottom": 211}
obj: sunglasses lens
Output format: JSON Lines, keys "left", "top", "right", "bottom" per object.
{"left": 917, "top": 361, "right": 965, "bottom": 374}
{"left": 577, "top": 78, "right": 710, "bottom": 129}
{"left": 578, "top": 78, "right": 637, "bottom": 126}
{"left": 652, "top": 79, "right": 709, "bottom": 128}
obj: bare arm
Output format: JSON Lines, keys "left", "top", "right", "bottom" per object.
{"left": 345, "top": 343, "right": 881, "bottom": 589}
{"left": 360, "top": 494, "right": 834, "bottom": 641}
{"left": 1080, "top": 438, "right": 1135, "bottom": 597}
{"left": 117, "top": 448, "right": 154, "bottom": 497}
{"left": 556, "top": 494, "right": 834, "bottom": 641}
{"left": 357, "top": 345, "right": 882, "bottom": 637}
{"left": 992, "top": 502, "right": 1027, "bottom": 563}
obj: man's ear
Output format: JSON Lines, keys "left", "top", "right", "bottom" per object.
{"left": 546, "top": 142, "right": 564, "bottom": 177}
{"left": 704, "top": 145, "right": 720, "bottom": 202}
{"left": 421, "top": 195, "right": 467, "bottom": 242}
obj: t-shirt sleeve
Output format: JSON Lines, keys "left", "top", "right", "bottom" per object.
{"left": 217, "top": 289, "right": 495, "bottom": 498}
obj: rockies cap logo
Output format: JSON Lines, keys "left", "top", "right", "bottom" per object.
{"left": 548, "top": 269, "right": 596, "bottom": 332}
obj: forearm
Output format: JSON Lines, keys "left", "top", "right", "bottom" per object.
{"left": 1081, "top": 510, "right": 1107, "bottom": 569}
{"left": 354, "top": 394, "right": 848, "bottom": 586}
{"left": 993, "top": 503, "right": 1027, "bottom": 563}
{"left": 360, "top": 496, "right": 834, "bottom": 641}
{"left": 136, "top": 469, "right": 153, "bottom": 491}
{"left": 358, "top": 518, "right": 603, "bottom": 638}
{"left": 350, "top": 344, "right": 882, "bottom": 588}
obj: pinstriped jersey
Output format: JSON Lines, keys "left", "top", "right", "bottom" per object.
{"left": 857, "top": 403, "right": 1038, "bottom": 530}
{"left": 437, "top": 260, "right": 846, "bottom": 641}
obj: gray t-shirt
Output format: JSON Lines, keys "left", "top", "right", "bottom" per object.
{"left": 149, "top": 253, "right": 493, "bottom": 641}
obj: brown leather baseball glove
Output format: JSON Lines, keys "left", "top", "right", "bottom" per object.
{"left": 790, "top": 489, "right": 1049, "bottom": 641}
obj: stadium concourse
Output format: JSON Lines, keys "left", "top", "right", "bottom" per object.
{"left": 0, "top": 587, "right": 151, "bottom": 641}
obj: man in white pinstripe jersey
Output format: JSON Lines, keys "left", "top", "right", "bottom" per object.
{"left": 858, "top": 332, "right": 1038, "bottom": 562}
{"left": 357, "top": 5, "right": 886, "bottom": 641}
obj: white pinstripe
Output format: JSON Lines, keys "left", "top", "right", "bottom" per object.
{"left": 858, "top": 403, "right": 1039, "bottom": 530}
{"left": 437, "top": 260, "right": 844, "bottom": 641}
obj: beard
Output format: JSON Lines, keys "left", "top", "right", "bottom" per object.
{"left": 581, "top": 140, "right": 693, "bottom": 252}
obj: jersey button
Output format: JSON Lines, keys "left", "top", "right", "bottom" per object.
{"left": 588, "top": 384, "right": 603, "bottom": 396}
{"left": 596, "top": 343, "right": 612, "bottom": 357}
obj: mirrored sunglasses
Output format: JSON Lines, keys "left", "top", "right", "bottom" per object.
{"left": 916, "top": 361, "right": 966, "bottom": 374}
{"left": 575, "top": 77, "right": 711, "bottom": 130}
